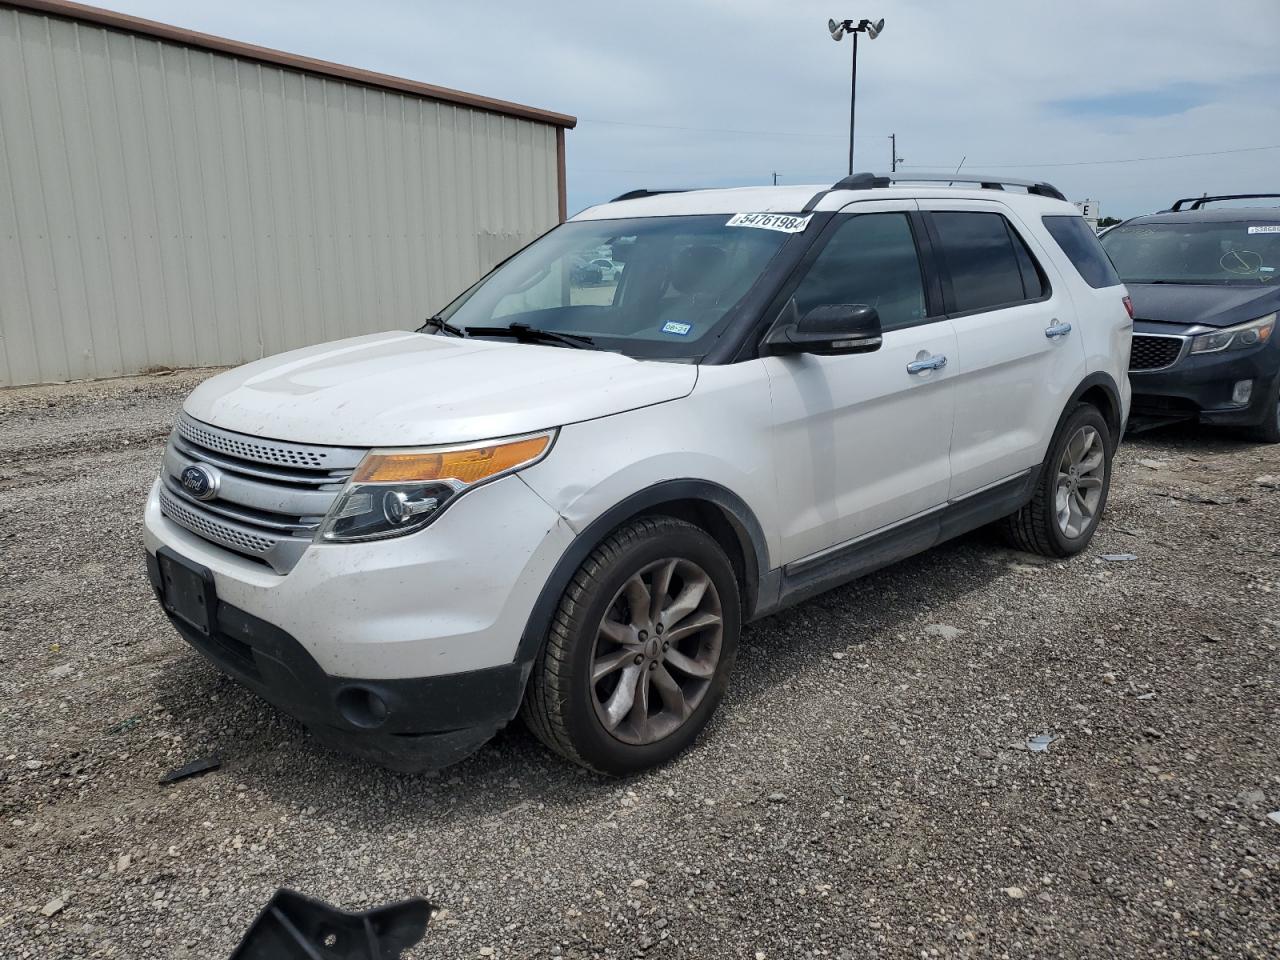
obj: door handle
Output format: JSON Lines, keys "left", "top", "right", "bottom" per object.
{"left": 1045, "top": 321, "right": 1073, "bottom": 340}
{"left": 906, "top": 354, "right": 947, "bottom": 374}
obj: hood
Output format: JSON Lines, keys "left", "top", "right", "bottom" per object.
{"left": 1126, "top": 282, "right": 1280, "bottom": 329}
{"left": 183, "top": 331, "right": 698, "bottom": 447}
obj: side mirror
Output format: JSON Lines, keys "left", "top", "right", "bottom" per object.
{"left": 764, "top": 303, "right": 883, "bottom": 356}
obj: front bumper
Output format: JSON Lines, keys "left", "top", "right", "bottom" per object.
{"left": 143, "top": 474, "right": 577, "bottom": 770}
{"left": 147, "top": 551, "right": 528, "bottom": 770}
{"left": 1129, "top": 324, "right": 1280, "bottom": 428}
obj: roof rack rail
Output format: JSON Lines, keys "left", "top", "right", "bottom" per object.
{"left": 1166, "top": 193, "right": 1280, "bottom": 212}
{"left": 610, "top": 188, "right": 695, "bottom": 202}
{"left": 828, "top": 171, "right": 1068, "bottom": 202}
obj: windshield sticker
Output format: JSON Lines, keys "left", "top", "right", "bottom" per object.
{"left": 662, "top": 321, "right": 692, "bottom": 336}
{"left": 726, "top": 212, "right": 813, "bottom": 233}
{"left": 1248, "top": 225, "right": 1280, "bottom": 234}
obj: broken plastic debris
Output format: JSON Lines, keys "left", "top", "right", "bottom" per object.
{"left": 230, "top": 888, "right": 431, "bottom": 959}
{"left": 106, "top": 716, "right": 141, "bottom": 735}
{"left": 1100, "top": 553, "right": 1138, "bottom": 562}
{"left": 1267, "top": 811, "right": 1280, "bottom": 826}
{"left": 159, "top": 754, "right": 222, "bottom": 785}
{"left": 1025, "top": 732, "right": 1060, "bottom": 753}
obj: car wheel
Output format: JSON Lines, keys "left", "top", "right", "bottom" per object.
{"left": 521, "top": 516, "right": 741, "bottom": 775}
{"left": 1002, "top": 403, "right": 1113, "bottom": 558}
{"left": 1247, "top": 377, "right": 1280, "bottom": 444}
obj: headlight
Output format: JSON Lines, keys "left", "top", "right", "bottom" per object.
{"left": 318, "top": 431, "right": 554, "bottom": 542}
{"left": 1189, "top": 312, "right": 1275, "bottom": 355}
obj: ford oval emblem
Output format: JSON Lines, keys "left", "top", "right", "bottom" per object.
{"left": 179, "top": 463, "right": 221, "bottom": 501}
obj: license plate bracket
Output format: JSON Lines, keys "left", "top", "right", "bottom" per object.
{"left": 157, "top": 548, "right": 217, "bottom": 636}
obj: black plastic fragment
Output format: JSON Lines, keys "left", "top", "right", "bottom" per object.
{"left": 230, "top": 889, "right": 432, "bottom": 959}
{"left": 159, "top": 754, "right": 222, "bottom": 784}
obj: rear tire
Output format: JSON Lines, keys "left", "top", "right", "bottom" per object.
{"left": 520, "top": 516, "right": 741, "bottom": 775}
{"left": 1002, "top": 403, "right": 1113, "bottom": 557}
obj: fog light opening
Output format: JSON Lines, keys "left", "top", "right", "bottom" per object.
{"left": 1232, "top": 379, "right": 1253, "bottom": 406}
{"left": 336, "top": 686, "right": 390, "bottom": 729}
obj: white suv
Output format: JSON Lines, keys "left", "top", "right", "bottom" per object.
{"left": 143, "top": 173, "right": 1133, "bottom": 775}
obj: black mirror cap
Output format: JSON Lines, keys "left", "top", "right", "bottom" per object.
{"left": 765, "top": 303, "right": 883, "bottom": 356}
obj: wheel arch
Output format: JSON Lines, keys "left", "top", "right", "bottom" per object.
{"left": 514, "top": 480, "right": 770, "bottom": 666}
{"left": 1069, "top": 371, "right": 1124, "bottom": 441}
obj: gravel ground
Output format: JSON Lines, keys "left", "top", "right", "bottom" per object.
{"left": 1, "top": 370, "right": 1278, "bottom": 959}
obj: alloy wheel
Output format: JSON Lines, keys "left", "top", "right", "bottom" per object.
{"left": 1055, "top": 425, "right": 1105, "bottom": 539}
{"left": 590, "top": 557, "right": 724, "bottom": 745}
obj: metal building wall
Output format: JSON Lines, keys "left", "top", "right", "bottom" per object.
{"left": 0, "top": 4, "right": 564, "bottom": 386}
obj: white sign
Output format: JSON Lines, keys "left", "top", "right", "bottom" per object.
{"left": 726, "top": 212, "right": 813, "bottom": 233}
{"left": 1247, "top": 225, "right": 1280, "bottom": 234}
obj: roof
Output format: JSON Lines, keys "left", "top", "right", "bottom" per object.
{"left": 1127, "top": 206, "right": 1280, "bottom": 225}
{"left": 572, "top": 182, "right": 1078, "bottom": 221}
{"left": 2, "top": 0, "right": 577, "bottom": 129}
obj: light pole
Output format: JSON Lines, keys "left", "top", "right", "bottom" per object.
{"left": 889, "top": 132, "right": 903, "bottom": 173}
{"left": 828, "top": 17, "right": 884, "bottom": 175}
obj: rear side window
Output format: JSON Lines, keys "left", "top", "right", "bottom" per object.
{"left": 931, "top": 212, "right": 1046, "bottom": 313}
{"left": 1042, "top": 215, "right": 1122, "bottom": 288}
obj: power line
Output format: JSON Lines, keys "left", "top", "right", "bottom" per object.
{"left": 903, "top": 143, "right": 1280, "bottom": 170}
{"left": 577, "top": 117, "right": 851, "bottom": 140}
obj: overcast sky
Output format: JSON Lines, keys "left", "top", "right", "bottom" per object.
{"left": 108, "top": 0, "right": 1280, "bottom": 220}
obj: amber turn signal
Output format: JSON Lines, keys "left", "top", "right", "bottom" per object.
{"left": 351, "top": 434, "right": 552, "bottom": 485}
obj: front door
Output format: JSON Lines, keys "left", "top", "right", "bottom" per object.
{"left": 763, "top": 203, "right": 958, "bottom": 565}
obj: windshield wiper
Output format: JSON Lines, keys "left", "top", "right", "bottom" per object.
{"left": 464, "top": 322, "right": 594, "bottom": 349}
{"left": 416, "top": 316, "right": 465, "bottom": 337}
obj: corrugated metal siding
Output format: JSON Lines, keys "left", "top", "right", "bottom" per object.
{"left": 0, "top": 6, "right": 561, "bottom": 386}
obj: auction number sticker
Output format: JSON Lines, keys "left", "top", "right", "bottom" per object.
{"left": 726, "top": 212, "right": 813, "bottom": 233}
{"left": 1247, "top": 225, "right": 1280, "bottom": 234}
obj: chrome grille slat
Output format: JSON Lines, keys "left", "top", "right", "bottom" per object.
{"left": 159, "top": 414, "right": 365, "bottom": 574}
{"left": 161, "top": 476, "right": 320, "bottom": 533}
{"left": 164, "top": 446, "right": 340, "bottom": 516}
{"left": 171, "top": 436, "right": 351, "bottom": 487}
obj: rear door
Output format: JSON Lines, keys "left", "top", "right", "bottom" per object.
{"left": 762, "top": 201, "right": 958, "bottom": 564}
{"left": 920, "top": 201, "right": 1087, "bottom": 498}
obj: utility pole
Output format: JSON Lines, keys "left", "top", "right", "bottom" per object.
{"left": 772, "top": 171, "right": 779, "bottom": 185}
{"left": 889, "top": 133, "right": 897, "bottom": 173}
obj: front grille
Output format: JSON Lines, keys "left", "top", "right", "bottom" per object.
{"left": 159, "top": 414, "right": 365, "bottom": 573}
{"left": 1129, "top": 334, "right": 1185, "bottom": 372}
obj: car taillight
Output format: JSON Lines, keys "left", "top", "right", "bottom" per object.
{"left": 1122, "top": 295, "right": 1134, "bottom": 319}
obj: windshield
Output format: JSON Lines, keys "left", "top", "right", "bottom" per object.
{"left": 1100, "top": 220, "right": 1280, "bottom": 285}
{"left": 438, "top": 215, "right": 797, "bottom": 358}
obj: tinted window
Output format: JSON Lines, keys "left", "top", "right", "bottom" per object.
{"left": 1011, "top": 228, "right": 1047, "bottom": 300}
{"left": 1043, "top": 215, "right": 1122, "bottom": 288}
{"left": 932, "top": 212, "right": 1032, "bottom": 312}
{"left": 790, "top": 213, "right": 927, "bottom": 330}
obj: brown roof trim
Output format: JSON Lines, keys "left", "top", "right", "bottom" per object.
{"left": 2, "top": 0, "right": 577, "bottom": 129}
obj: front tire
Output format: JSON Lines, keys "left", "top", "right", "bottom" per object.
{"left": 1002, "top": 403, "right": 1113, "bottom": 557}
{"left": 520, "top": 516, "right": 741, "bottom": 775}
{"left": 1247, "top": 376, "right": 1280, "bottom": 444}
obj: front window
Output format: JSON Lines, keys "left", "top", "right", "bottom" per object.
{"left": 1101, "top": 220, "right": 1280, "bottom": 285}
{"left": 440, "top": 216, "right": 797, "bottom": 359}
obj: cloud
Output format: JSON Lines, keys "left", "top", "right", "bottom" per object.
{"left": 1048, "top": 84, "right": 1215, "bottom": 120}
{"left": 104, "top": 0, "right": 1280, "bottom": 219}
